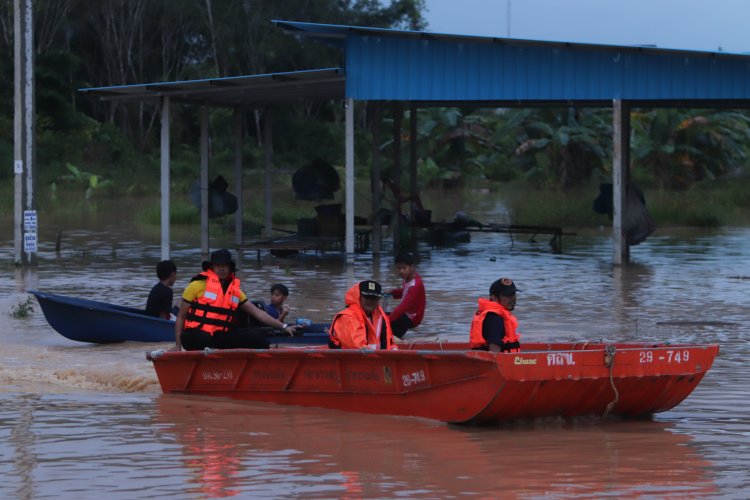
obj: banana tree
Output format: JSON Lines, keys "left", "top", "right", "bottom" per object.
{"left": 631, "top": 109, "right": 750, "bottom": 189}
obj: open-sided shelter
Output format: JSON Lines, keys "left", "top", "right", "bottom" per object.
{"left": 81, "top": 20, "right": 750, "bottom": 264}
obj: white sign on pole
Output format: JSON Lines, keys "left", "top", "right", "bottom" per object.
{"left": 24, "top": 232, "right": 37, "bottom": 253}
{"left": 14, "top": 160, "right": 23, "bottom": 174}
{"left": 23, "top": 210, "right": 37, "bottom": 231}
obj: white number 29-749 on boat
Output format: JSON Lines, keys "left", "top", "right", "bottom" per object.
{"left": 639, "top": 350, "right": 691, "bottom": 364}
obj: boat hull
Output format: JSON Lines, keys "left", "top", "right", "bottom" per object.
{"left": 147, "top": 341, "right": 719, "bottom": 424}
{"left": 30, "top": 290, "right": 328, "bottom": 345}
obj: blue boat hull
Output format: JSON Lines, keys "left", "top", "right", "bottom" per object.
{"left": 29, "top": 290, "right": 328, "bottom": 345}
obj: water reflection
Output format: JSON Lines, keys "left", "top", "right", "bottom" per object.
{"left": 154, "top": 395, "right": 716, "bottom": 499}
{"left": 1, "top": 210, "right": 748, "bottom": 497}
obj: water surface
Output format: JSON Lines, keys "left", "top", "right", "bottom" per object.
{"left": 1, "top": 200, "right": 748, "bottom": 498}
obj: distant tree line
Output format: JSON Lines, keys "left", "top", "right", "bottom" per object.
{"left": 0, "top": 0, "right": 424, "bottom": 190}
{"left": 1, "top": 0, "right": 749, "bottom": 200}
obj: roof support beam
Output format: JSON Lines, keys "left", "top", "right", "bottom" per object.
{"left": 263, "top": 108, "right": 274, "bottom": 238}
{"left": 409, "top": 103, "right": 418, "bottom": 248}
{"left": 160, "top": 96, "right": 171, "bottom": 260}
{"left": 234, "top": 108, "right": 244, "bottom": 248}
{"left": 200, "top": 106, "right": 210, "bottom": 260}
{"left": 612, "top": 99, "right": 631, "bottom": 265}
{"left": 345, "top": 98, "right": 355, "bottom": 259}
{"left": 392, "top": 102, "right": 403, "bottom": 252}
{"left": 371, "top": 103, "right": 382, "bottom": 255}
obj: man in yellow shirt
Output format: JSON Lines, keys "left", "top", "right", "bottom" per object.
{"left": 171, "top": 249, "right": 296, "bottom": 351}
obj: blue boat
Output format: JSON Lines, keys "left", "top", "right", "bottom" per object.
{"left": 29, "top": 290, "right": 329, "bottom": 345}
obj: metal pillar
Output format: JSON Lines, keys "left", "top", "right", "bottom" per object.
{"left": 345, "top": 98, "right": 355, "bottom": 258}
{"left": 371, "top": 103, "right": 382, "bottom": 255}
{"left": 409, "top": 103, "right": 418, "bottom": 247}
{"left": 200, "top": 106, "right": 209, "bottom": 259}
{"left": 392, "top": 103, "right": 403, "bottom": 252}
{"left": 234, "top": 108, "right": 244, "bottom": 247}
{"left": 263, "top": 109, "right": 273, "bottom": 238}
{"left": 612, "top": 99, "right": 630, "bottom": 265}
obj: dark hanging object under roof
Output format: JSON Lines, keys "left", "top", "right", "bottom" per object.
{"left": 292, "top": 158, "right": 340, "bottom": 201}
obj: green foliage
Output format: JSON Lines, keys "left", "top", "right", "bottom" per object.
{"left": 138, "top": 200, "right": 199, "bottom": 226}
{"left": 54, "top": 162, "right": 114, "bottom": 199}
{"left": 11, "top": 296, "right": 34, "bottom": 319}
{"left": 631, "top": 109, "right": 750, "bottom": 189}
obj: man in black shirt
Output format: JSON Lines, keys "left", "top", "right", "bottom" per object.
{"left": 146, "top": 260, "right": 177, "bottom": 319}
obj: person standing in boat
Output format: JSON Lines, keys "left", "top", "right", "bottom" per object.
{"left": 146, "top": 259, "right": 177, "bottom": 319}
{"left": 469, "top": 277, "right": 521, "bottom": 353}
{"left": 170, "top": 249, "right": 297, "bottom": 351}
{"left": 387, "top": 250, "right": 426, "bottom": 339}
{"left": 329, "top": 280, "right": 397, "bottom": 350}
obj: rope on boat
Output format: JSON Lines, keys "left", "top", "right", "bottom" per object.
{"left": 602, "top": 344, "right": 619, "bottom": 419}
{"left": 406, "top": 337, "right": 447, "bottom": 350}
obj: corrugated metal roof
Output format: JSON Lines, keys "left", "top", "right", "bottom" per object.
{"left": 274, "top": 21, "right": 750, "bottom": 105}
{"left": 79, "top": 68, "right": 345, "bottom": 107}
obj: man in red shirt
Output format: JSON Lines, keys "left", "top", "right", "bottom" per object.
{"left": 388, "top": 251, "right": 426, "bottom": 339}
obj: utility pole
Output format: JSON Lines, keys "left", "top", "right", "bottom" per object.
{"left": 14, "top": 0, "right": 36, "bottom": 266}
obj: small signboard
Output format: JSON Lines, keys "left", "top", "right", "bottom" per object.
{"left": 23, "top": 210, "right": 37, "bottom": 231}
{"left": 24, "top": 232, "right": 37, "bottom": 253}
{"left": 14, "top": 160, "right": 23, "bottom": 174}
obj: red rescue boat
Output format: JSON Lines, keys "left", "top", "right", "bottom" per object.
{"left": 146, "top": 341, "right": 719, "bottom": 424}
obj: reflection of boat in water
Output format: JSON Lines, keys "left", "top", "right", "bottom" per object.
{"left": 154, "top": 395, "right": 717, "bottom": 498}
{"left": 147, "top": 341, "right": 719, "bottom": 424}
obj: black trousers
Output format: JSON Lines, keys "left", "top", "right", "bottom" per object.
{"left": 182, "top": 327, "right": 270, "bottom": 351}
{"left": 390, "top": 315, "right": 414, "bottom": 339}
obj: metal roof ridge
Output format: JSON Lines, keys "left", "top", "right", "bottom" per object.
{"left": 273, "top": 19, "right": 750, "bottom": 59}
{"left": 79, "top": 67, "right": 343, "bottom": 92}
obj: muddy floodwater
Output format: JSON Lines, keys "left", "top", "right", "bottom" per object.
{"left": 1, "top": 195, "right": 748, "bottom": 498}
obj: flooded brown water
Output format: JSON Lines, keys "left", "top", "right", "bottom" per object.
{"left": 1, "top": 197, "right": 748, "bottom": 498}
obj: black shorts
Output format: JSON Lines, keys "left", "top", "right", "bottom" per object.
{"left": 182, "top": 328, "right": 270, "bottom": 350}
{"left": 390, "top": 315, "right": 414, "bottom": 339}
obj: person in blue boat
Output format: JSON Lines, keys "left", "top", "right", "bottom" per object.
{"left": 171, "top": 249, "right": 297, "bottom": 351}
{"left": 264, "top": 283, "right": 290, "bottom": 322}
{"left": 329, "top": 280, "right": 397, "bottom": 350}
{"left": 469, "top": 277, "right": 521, "bottom": 353}
{"left": 146, "top": 260, "right": 177, "bottom": 319}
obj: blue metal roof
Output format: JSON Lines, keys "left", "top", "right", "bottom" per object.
{"left": 274, "top": 21, "right": 750, "bottom": 104}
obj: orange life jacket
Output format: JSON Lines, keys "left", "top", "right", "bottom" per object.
{"left": 184, "top": 270, "right": 242, "bottom": 335}
{"left": 329, "top": 284, "right": 395, "bottom": 349}
{"left": 469, "top": 298, "right": 520, "bottom": 352}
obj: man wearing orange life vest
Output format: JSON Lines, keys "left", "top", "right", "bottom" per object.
{"left": 329, "top": 280, "right": 397, "bottom": 350}
{"left": 469, "top": 277, "right": 521, "bottom": 353}
{"left": 170, "top": 249, "right": 297, "bottom": 351}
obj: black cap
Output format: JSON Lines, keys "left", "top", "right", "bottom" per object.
{"left": 490, "top": 277, "right": 520, "bottom": 297}
{"left": 202, "top": 249, "right": 236, "bottom": 272}
{"left": 395, "top": 250, "right": 415, "bottom": 265}
{"left": 359, "top": 280, "right": 383, "bottom": 298}
{"left": 210, "top": 249, "right": 233, "bottom": 264}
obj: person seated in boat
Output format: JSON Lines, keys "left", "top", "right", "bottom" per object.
{"left": 387, "top": 250, "right": 426, "bottom": 339}
{"left": 170, "top": 249, "right": 297, "bottom": 351}
{"left": 329, "top": 280, "right": 397, "bottom": 350}
{"left": 146, "top": 260, "right": 177, "bottom": 320}
{"left": 469, "top": 277, "right": 521, "bottom": 353}
{"left": 264, "top": 283, "right": 290, "bottom": 323}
